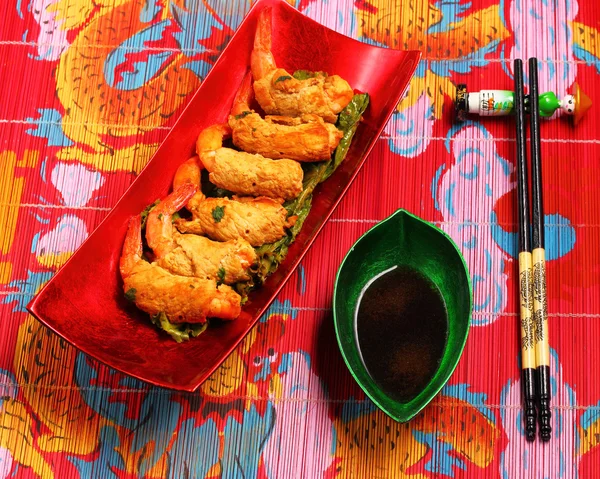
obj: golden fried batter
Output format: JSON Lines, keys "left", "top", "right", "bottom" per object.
{"left": 120, "top": 215, "right": 241, "bottom": 323}
{"left": 229, "top": 74, "right": 343, "bottom": 161}
{"left": 251, "top": 9, "right": 354, "bottom": 123}
{"left": 175, "top": 196, "right": 296, "bottom": 246}
{"left": 196, "top": 124, "right": 303, "bottom": 200}
{"left": 157, "top": 233, "right": 257, "bottom": 284}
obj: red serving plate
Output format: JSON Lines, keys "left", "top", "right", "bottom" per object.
{"left": 27, "top": 0, "right": 420, "bottom": 391}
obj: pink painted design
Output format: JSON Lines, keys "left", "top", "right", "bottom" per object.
{"left": 384, "top": 93, "right": 434, "bottom": 158}
{"left": 263, "top": 352, "right": 334, "bottom": 478}
{"left": 34, "top": 214, "right": 88, "bottom": 258}
{"left": 51, "top": 163, "right": 105, "bottom": 207}
{"left": 0, "top": 448, "right": 13, "bottom": 479}
{"left": 508, "top": 0, "right": 579, "bottom": 101}
{"left": 435, "top": 125, "right": 514, "bottom": 324}
{"left": 30, "top": 0, "right": 70, "bottom": 61}
{"left": 301, "top": 0, "right": 357, "bottom": 38}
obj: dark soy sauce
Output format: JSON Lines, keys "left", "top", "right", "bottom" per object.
{"left": 356, "top": 265, "right": 448, "bottom": 403}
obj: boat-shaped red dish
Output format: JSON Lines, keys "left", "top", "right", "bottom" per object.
{"left": 27, "top": 0, "right": 420, "bottom": 391}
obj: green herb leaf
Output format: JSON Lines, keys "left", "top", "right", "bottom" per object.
{"left": 292, "top": 70, "right": 326, "bottom": 80}
{"left": 211, "top": 205, "right": 225, "bottom": 223}
{"left": 234, "top": 111, "right": 252, "bottom": 120}
{"left": 274, "top": 75, "right": 292, "bottom": 83}
{"left": 171, "top": 211, "right": 181, "bottom": 223}
{"left": 251, "top": 93, "right": 369, "bottom": 281}
{"left": 140, "top": 199, "right": 160, "bottom": 229}
{"left": 217, "top": 267, "right": 226, "bottom": 282}
{"left": 157, "top": 213, "right": 163, "bottom": 220}
{"left": 150, "top": 312, "right": 208, "bottom": 343}
{"left": 124, "top": 288, "right": 137, "bottom": 302}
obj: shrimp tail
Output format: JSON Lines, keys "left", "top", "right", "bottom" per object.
{"left": 196, "top": 124, "right": 232, "bottom": 172}
{"left": 120, "top": 215, "right": 143, "bottom": 279}
{"left": 251, "top": 7, "right": 277, "bottom": 81}
{"left": 146, "top": 184, "right": 198, "bottom": 259}
{"left": 173, "top": 156, "right": 207, "bottom": 210}
{"left": 231, "top": 71, "right": 255, "bottom": 116}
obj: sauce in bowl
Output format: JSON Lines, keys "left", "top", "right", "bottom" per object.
{"left": 355, "top": 265, "right": 448, "bottom": 403}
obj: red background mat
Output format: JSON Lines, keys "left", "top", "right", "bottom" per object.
{"left": 1, "top": 0, "right": 599, "bottom": 477}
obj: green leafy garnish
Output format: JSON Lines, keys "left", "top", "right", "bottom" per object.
{"left": 217, "top": 267, "right": 226, "bottom": 283}
{"left": 234, "top": 111, "right": 252, "bottom": 120}
{"left": 150, "top": 312, "right": 208, "bottom": 343}
{"left": 124, "top": 288, "right": 137, "bottom": 302}
{"left": 292, "top": 70, "right": 326, "bottom": 80}
{"left": 274, "top": 75, "right": 292, "bottom": 83}
{"left": 251, "top": 92, "right": 370, "bottom": 281}
{"left": 211, "top": 206, "right": 225, "bottom": 223}
{"left": 157, "top": 213, "right": 163, "bottom": 220}
{"left": 140, "top": 199, "right": 160, "bottom": 229}
{"left": 171, "top": 211, "right": 181, "bottom": 223}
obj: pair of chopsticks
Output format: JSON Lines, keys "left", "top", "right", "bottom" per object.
{"left": 514, "top": 58, "right": 552, "bottom": 442}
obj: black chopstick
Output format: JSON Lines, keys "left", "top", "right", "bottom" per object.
{"left": 528, "top": 57, "right": 552, "bottom": 441}
{"left": 514, "top": 59, "right": 537, "bottom": 441}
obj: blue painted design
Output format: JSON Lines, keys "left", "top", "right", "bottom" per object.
{"left": 140, "top": 0, "right": 161, "bottom": 23}
{"left": 444, "top": 182, "right": 456, "bottom": 217}
{"left": 441, "top": 384, "right": 495, "bottom": 423}
{"left": 463, "top": 236, "right": 476, "bottom": 249}
{"left": 429, "top": 40, "right": 500, "bottom": 77}
{"left": 104, "top": 20, "right": 173, "bottom": 90}
{"left": 172, "top": 1, "right": 223, "bottom": 55}
{"left": 168, "top": 419, "right": 219, "bottom": 479}
{"left": 30, "top": 232, "right": 40, "bottom": 253}
{"left": 580, "top": 402, "right": 600, "bottom": 430}
{"left": 460, "top": 163, "right": 479, "bottom": 180}
{"left": 221, "top": 403, "right": 275, "bottom": 479}
{"left": 181, "top": 59, "right": 213, "bottom": 79}
{"left": 260, "top": 299, "right": 298, "bottom": 321}
{"left": 573, "top": 45, "right": 600, "bottom": 74}
{"left": 33, "top": 214, "right": 50, "bottom": 225}
{"left": 486, "top": 184, "right": 493, "bottom": 197}
{"left": 254, "top": 357, "right": 273, "bottom": 383}
{"left": 25, "top": 109, "right": 73, "bottom": 147}
{"left": 16, "top": 0, "right": 24, "bottom": 18}
{"left": 414, "top": 59, "right": 427, "bottom": 78}
{"left": 444, "top": 120, "right": 484, "bottom": 153}
{"left": 68, "top": 426, "right": 124, "bottom": 479}
{"left": 490, "top": 211, "right": 517, "bottom": 258}
{"left": 412, "top": 430, "right": 467, "bottom": 477}
{"left": 297, "top": 264, "right": 306, "bottom": 295}
{"left": 428, "top": 1, "right": 472, "bottom": 34}
{"left": 432, "top": 164, "right": 445, "bottom": 211}
{"left": 545, "top": 213, "right": 576, "bottom": 260}
{"left": 2, "top": 271, "right": 53, "bottom": 312}
{"left": 278, "top": 352, "right": 294, "bottom": 375}
{"left": 529, "top": 7, "right": 542, "bottom": 20}
{"left": 490, "top": 212, "right": 576, "bottom": 260}
{"left": 75, "top": 354, "right": 181, "bottom": 475}
{"left": 204, "top": 0, "right": 246, "bottom": 30}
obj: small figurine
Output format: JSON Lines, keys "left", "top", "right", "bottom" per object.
{"left": 455, "top": 83, "right": 591, "bottom": 125}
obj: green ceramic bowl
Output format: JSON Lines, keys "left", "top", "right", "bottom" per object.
{"left": 333, "top": 209, "right": 472, "bottom": 422}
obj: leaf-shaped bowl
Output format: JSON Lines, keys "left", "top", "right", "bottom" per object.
{"left": 333, "top": 209, "right": 472, "bottom": 422}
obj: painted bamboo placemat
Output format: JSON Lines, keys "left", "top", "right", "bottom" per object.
{"left": 1, "top": 0, "right": 599, "bottom": 477}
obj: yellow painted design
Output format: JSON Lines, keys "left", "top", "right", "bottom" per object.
{"left": 358, "top": 3, "right": 508, "bottom": 118}
{"left": 573, "top": 21, "right": 600, "bottom": 57}
{"left": 56, "top": 143, "right": 160, "bottom": 175}
{"left": 0, "top": 398, "right": 54, "bottom": 478}
{"left": 0, "top": 261, "right": 12, "bottom": 284}
{"left": 200, "top": 350, "right": 246, "bottom": 398}
{"left": 0, "top": 150, "right": 40, "bottom": 254}
{"left": 398, "top": 70, "right": 456, "bottom": 119}
{"left": 334, "top": 411, "right": 428, "bottom": 478}
{"left": 36, "top": 251, "right": 74, "bottom": 269}
{"left": 53, "top": 0, "right": 201, "bottom": 172}
{"left": 579, "top": 421, "right": 600, "bottom": 456}
{"left": 14, "top": 315, "right": 104, "bottom": 454}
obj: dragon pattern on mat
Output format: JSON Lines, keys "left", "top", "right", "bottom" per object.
{"left": 1, "top": 0, "right": 600, "bottom": 477}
